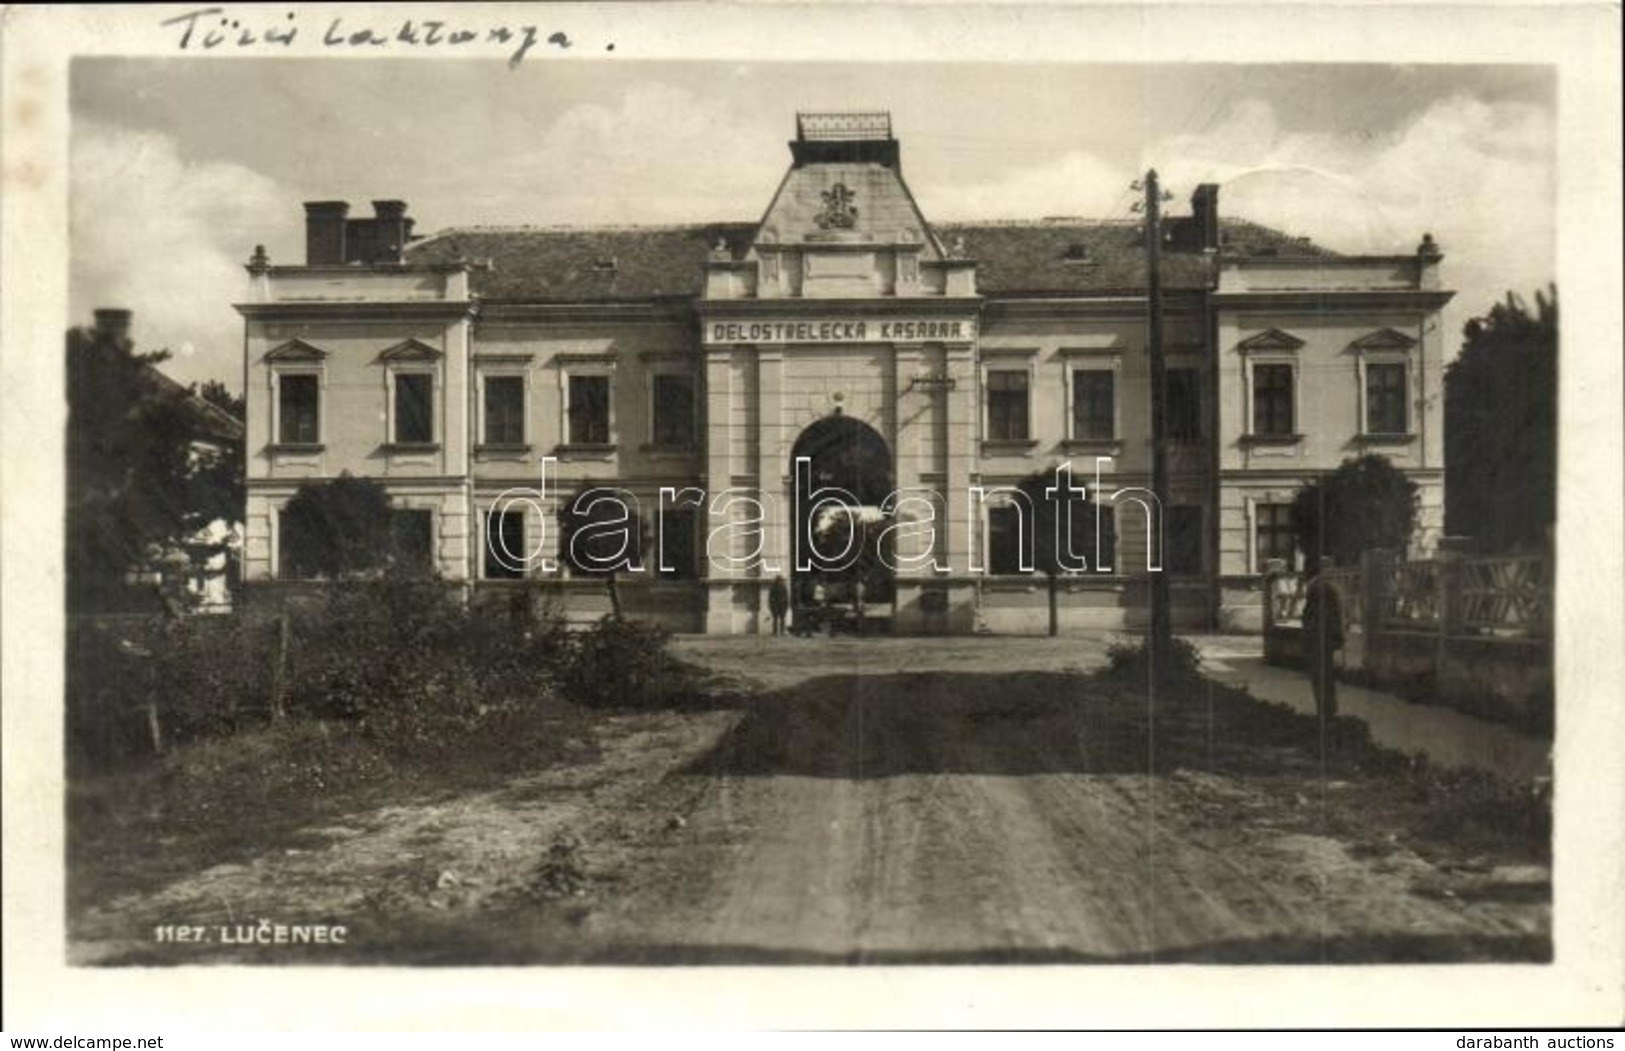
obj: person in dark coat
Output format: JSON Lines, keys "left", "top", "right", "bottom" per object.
{"left": 768, "top": 574, "right": 789, "bottom": 636}
{"left": 1301, "top": 558, "right": 1344, "bottom": 719}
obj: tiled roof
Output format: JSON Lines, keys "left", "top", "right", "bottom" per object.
{"left": 143, "top": 365, "right": 245, "bottom": 442}
{"left": 938, "top": 221, "right": 1210, "bottom": 294}
{"left": 409, "top": 224, "right": 756, "bottom": 302}
{"left": 405, "top": 217, "right": 1337, "bottom": 302}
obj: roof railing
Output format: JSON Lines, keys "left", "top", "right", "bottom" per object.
{"left": 796, "top": 112, "right": 893, "bottom": 142}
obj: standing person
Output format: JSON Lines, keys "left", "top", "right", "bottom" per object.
{"left": 1301, "top": 558, "right": 1344, "bottom": 720}
{"left": 852, "top": 575, "right": 866, "bottom": 635}
{"left": 768, "top": 574, "right": 789, "bottom": 637}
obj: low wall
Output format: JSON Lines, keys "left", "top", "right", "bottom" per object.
{"left": 1262, "top": 552, "right": 1552, "bottom": 729}
{"left": 1268, "top": 624, "right": 1551, "bottom": 729}
{"left": 1435, "top": 635, "right": 1553, "bottom": 727}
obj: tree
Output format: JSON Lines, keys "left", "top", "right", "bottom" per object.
{"left": 186, "top": 379, "right": 247, "bottom": 556}
{"left": 557, "top": 482, "right": 648, "bottom": 617}
{"left": 1014, "top": 465, "right": 1090, "bottom": 637}
{"left": 66, "top": 322, "right": 242, "bottom": 611}
{"left": 279, "top": 473, "right": 396, "bottom": 580}
{"left": 1291, "top": 454, "right": 1419, "bottom": 571}
{"left": 1445, "top": 287, "right": 1557, "bottom": 551}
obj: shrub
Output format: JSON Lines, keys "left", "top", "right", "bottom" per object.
{"left": 150, "top": 614, "right": 279, "bottom": 742}
{"left": 1104, "top": 636, "right": 1204, "bottom": 682}
{"left": 556, "top": 615, "right": 679, "bottom": 708}
{"left": 71, "top": 575, "right": 701, "bottom": 770}
{"left": 283, "top": 578, "right": 577, "bottom": 757}
{"left": 67, "top": 617, "right": 168, "bottom": 765}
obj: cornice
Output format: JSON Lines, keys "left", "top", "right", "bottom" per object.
{"left": 697, "top": 297, "right": 982, "bottom": 318}
{"left": 236, "top": 300, "right": 478, "bottom": 320}
{"left": 1211, "top": 290, "right": 1455, "bottom": 311}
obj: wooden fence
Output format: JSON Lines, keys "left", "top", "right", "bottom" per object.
{"left": 1264, "top": 548, "right": 1553, "bottom": 727}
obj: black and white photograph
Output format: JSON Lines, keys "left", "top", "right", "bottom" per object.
{"left": 3, "top": 1, "right": 1621, "bottom": 1032}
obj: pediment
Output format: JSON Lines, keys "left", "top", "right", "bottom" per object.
{"left": 1351, "top": 327, "right": 1418, "bottom": 351}
{"left": 377, "top": 338, "right": 443, "bottom": 362}
{"left": 264, "top": 338, "right": 328, "bottom": 362}
{"left": 1237, "top": 328, "right": 1305, "bottom": 352}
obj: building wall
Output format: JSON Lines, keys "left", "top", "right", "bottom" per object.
{"left": 240, "top": 266, "right": 474, "bottom": 583}
{"left": 1211, "top": 254, "right": 1451, "bottom": 616}
{"left": 238, "top": 213, "right": 1450, "bottom": 636}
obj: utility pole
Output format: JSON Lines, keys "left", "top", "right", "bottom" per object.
{"left": 1141, "top": 169, "right": 1173, "bottom": 684}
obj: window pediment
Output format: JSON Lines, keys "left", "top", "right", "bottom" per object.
{"left": 1237, "top": 328, "right": 1305, "bottom": 352}
{"left": 264, "top": 338, "right": 328, "bottom": 362}
{"left": 1351, "top": 327, "right": 1418, "bottom": 351}
{"left": 377, "top": 338, "right": 443, "bottom": 362}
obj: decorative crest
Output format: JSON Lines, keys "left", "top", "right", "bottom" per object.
{"left": 815, "top": 183, "right": 859, "bottom": 230}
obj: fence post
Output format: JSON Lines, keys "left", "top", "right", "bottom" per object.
{"left": 1360, "top": 549, "right": 1390, "bottom": 673}
{"left": 1435, "top": 548, "right": 1463, "bottom": 700}
{"left": 1437, "top": 549, "right": 1464, "bottom": 638}
{"left": 269, "top": 612, "right": 290, "bottom": 722}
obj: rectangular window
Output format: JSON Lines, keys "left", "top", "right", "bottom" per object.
{"left": 1168, "top": 367, "right": 1201, "bottom": 441}
{"left": 1072, "top": 369, "right": 1115, "bottom": 440}
{"left": 656, "top": 507, "right": 699, "bottom": 579}
{"left": 390, "top": 509, "right": 434, "bottom": 575}
{"left": 394, "top": 373, "right": 434, "bottom": 445}
{"left": 483, "top": 375, "right": 525, "bottom": 446}
{"left": 652, "top": 373, "right": 696, "bottom": 449}
{"left": 988, "top": 504, "right": 1025, "bottom": 575}
{"left": 277, "top": 374, "right": 319, "bottom": 445}
{"left": 568, "top": 374, "right": 611, "bottom": 445}
{"left": 1366, "top": 362, "right": 1408, "bottom": 434}
{"left": 1068, "top": 504, "right": 1117, "bottom": 572}
{"left": 1255, "top": 503, "right": 1295, "bottom": 573}
{"left": 987, "top": 370, "right": 1030, "bottom": 441}
{"left": 1167, "top": 505, "right": 1203, "bottom": 576}
{"left": 1252, "top": 364, "right": 1294, "bottom": 436}
{"left": 482, "top": 509, "right": 525, "bottom": 580}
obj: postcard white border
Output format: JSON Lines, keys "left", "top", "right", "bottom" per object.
{"left": 3, "top": 1, "right": 1620, "bottom": 1031}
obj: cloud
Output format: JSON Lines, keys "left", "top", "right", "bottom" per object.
{"left": 921, "top": 149, "right": 1132, "bottom": 221}
{"left": 71, "top": 118, "right": 290, "bottom": 388}
{"left": 496, "top": 84, "right": 782, "bottom": 225}
{"left": 921, "top": 92, "right": 1556, "bottom": 345}
{"left": 1152, "top": 94, "right": 1557, "bottom": 337}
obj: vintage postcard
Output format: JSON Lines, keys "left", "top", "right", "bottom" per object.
{"left": 3, "top": 1, "right": 1621, "bottom": 1031}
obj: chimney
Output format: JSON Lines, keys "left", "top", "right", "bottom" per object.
{"left": 93, "top": 308, "right": 132, "bottom": 346}
{"left": 1191, "top": 184, "right": 1220, "bottom": 253}
{"left": 371, "top": 200, "right": 409, "bottom": 263}
{"left": 1416, "top": 232, "right": 1443, "bottom": 290}
{"left": 303, "top": 200, "right": 350, "bottom": 265}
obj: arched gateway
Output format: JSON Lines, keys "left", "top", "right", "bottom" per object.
{"left": 789, "top": 415, "right": 895, "bottom": 630}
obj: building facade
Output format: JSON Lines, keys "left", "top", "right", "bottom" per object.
{"left": 238, "top": 112, "right": 1451, "bottom": 634}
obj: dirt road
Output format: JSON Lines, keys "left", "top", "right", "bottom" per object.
{"left": 71, "top": 639, "right": 1549, "bottom": 965}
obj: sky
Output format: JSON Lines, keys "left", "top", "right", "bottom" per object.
{"left": 70, "top": 58, "right": 1556, "bottom": 390}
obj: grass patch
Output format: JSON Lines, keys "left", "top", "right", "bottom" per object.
{"left": 66, "top": 703, "right": 598, "bottom": 917}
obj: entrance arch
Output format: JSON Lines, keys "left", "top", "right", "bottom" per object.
{"left": 789, "top": 414, "right": 895, "bottom": 619}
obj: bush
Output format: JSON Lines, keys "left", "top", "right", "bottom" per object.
{"left": 557, "top": 615, "right": 680, "bottom": 709}
{"left": 283, "top": 578, "right": 576, "bottom": 757}
{"left": 150, "top": 614, "right": 279, "bottom": 742}
{"left": 71, "top": 577, "right": 700, "bottom": 769}
{"left": 67, "top": 617, "right": 169, "bottom": 765}
{"left": 1104, "top": 636, "right": 1204, "bottom": 682}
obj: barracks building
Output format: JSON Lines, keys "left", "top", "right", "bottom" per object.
{"left": 237, "top": 112, "right": 1452, "bottom": 634}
